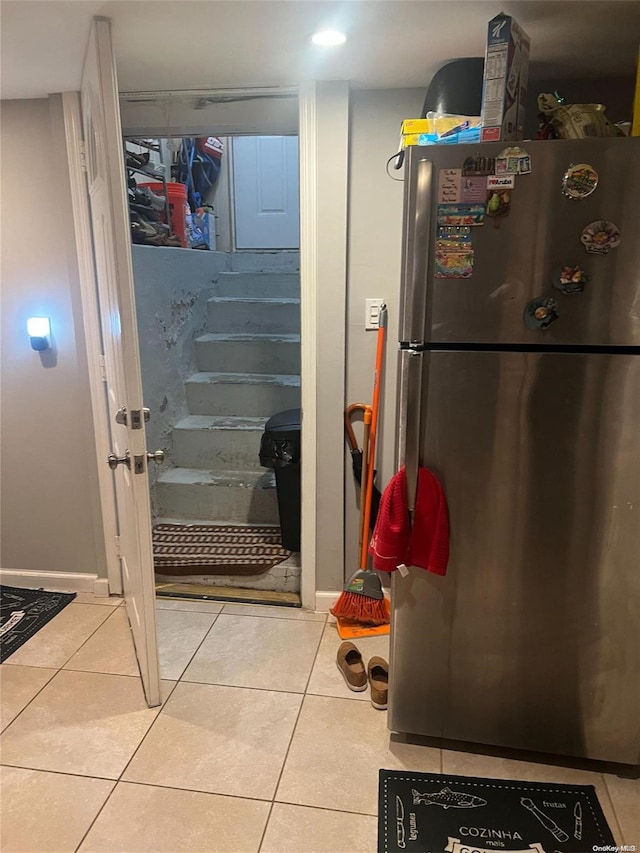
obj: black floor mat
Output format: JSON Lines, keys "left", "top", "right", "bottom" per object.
{"left": 378, "top": 769, "right": 615, "bottom": 853}
{"left": 0, "top": 585, "right": 76, "bottom": 662}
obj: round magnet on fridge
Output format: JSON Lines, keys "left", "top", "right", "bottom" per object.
{"left": 562, "top": 163, "right": 598, "bottom": 199}
{"left": 524, "top": 297, "right": 559, "bottom": 330}
{"left": 580, "top": 220, "right": 620, "bottom": 254}
{"left": 553, "top": 265, "right": 590, "bottom": 294}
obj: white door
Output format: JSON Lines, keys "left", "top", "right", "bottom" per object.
{"left": 81, "top": 18, "right": 161, "bottom": 706}
{"left": 233, "top": 135, "right": 300, "bottom": 249}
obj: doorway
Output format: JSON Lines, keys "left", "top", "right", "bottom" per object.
{"left": 123, "top": 130, "right": 302, "bottom": 608}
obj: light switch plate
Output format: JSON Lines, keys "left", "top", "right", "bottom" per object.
{"left": 365, "top": 298, "right": 384, "bottom": 330}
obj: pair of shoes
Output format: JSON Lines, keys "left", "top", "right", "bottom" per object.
{"left": 336, "top": 642, "right": 389, "bottom": 710}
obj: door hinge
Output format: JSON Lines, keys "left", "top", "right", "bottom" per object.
{"left": 79, "top": 140, "right": 88, "bottom": 173}
{"left": 114, "top": 535, "right": 122, "bottom": 558}
{"left": 98, "top": 354, "right": 107, "bottom": 383}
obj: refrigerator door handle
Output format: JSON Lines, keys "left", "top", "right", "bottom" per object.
{"left": 398, "top": 151, "right": 434, "bottom": 345}
{"left": 396, "top": 348, "right": 425, "bottom": 513}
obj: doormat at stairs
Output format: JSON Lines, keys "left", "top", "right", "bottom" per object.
{"left": 378, "top": 770, "right": 615, "bottom": 853}
{"left": 153, "top": 524, "right": 291, "bottom": 576}
{"left": 0, "top": 585, "right": 76, "bottom": 662}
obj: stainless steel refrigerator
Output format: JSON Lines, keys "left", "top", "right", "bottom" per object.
{"left": 390, "top": 137, "right": 640, "bottom": 765}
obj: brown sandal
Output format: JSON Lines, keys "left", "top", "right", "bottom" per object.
{"left": 336, "top": 642, "right": 367, "bottom": 692}
{"left": 367, "top": 656, "right": 389, "bottom": 709}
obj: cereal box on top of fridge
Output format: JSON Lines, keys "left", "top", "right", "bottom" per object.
{"left": 480, "top": 12, "right": 531, "bottom": 142}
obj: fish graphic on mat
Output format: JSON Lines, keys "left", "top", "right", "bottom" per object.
{"left": 412, "top": 787, "right": 487, "bottom": 809}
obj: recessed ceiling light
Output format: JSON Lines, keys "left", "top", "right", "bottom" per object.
{"left": 311, "top": 30, "right": 347, "bottom": 46}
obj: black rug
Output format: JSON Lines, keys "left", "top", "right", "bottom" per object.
{"left": 0, "top": 585, "right": 76, "bottom": 662}
{"left": 378, "top": 770, "right": 615, "bottom": 853}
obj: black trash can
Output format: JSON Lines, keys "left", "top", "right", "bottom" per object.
{"left": 259, "top": 408, "right": 301, "bottom": 552}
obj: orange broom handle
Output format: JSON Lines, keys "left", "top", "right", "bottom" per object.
{"left": 359, "top": 305, "right": 387, "bottom": 570}
{"left": 357, "top": 407, "right": 372, "bottom": 558}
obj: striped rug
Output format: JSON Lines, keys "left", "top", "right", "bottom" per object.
{"left": 153, "top": 524, "right": 290, "bottom": 576}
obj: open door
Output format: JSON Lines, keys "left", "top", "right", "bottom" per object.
{"left": 81, "top": 18, "right": 161, "bottom": 706}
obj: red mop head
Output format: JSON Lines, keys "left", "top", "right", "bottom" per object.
{"left": 330, "top": 592, "right": 390, "bottom": 626}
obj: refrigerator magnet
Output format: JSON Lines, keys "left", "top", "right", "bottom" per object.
{"left": 524, "top": 297, "right": 559, "bottom": 330}
{"left": 462, "top": 154, "right": 496, "bottom": 176}
{"left": 437, "top": 169, "right": 462, "bottom": 204}
{"left": 562, "top": 163, "right": 598, "bottom": 199}
{"left": 553, "top": 265, "right": 590, "bottom": 294}
{"left": 435, "top": 250, "right": 474, "bottom": 279}
{"left": 496, "top": 146, "right": 531, "bottom": 175}
{"left": 437, "top": 203, "right": 485, "bottom": 227}
{"left": 485, "top": 189, "right": 511, "bottom": 226}
{"left": 461, "top": 176, "right": 488, "bottom": 203}
{"left": 580, "top": 220, "right": 621, "bottom": 254}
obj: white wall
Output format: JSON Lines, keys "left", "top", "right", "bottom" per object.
{"left": 344, "top": 88, "right": 424, "bottom": 577}
{"left": 0, "top": 96, "right": 106, "bottom": 576}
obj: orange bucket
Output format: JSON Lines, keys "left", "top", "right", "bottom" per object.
{"left": 140, "top": 182, "right": 189, "bottom": 248}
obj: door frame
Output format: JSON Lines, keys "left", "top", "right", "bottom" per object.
{"left": 63, "top": 81, "right": 332, "bottom": 611}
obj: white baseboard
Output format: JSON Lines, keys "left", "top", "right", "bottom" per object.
{"left": 92, "top": 577, "right": 111, "bottom": 598}
{"left": 0, "top": 568, "right": 109, "bottom": 596}
{"left": 315, "top": 590, "right": 339, "bottom": 612}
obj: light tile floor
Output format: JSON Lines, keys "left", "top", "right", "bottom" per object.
{"left": 1, "top": 595, "right": 638, "bottom": 852}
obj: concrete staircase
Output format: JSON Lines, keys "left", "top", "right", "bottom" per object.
{"left": 156, "top": 267, "right": 301, "bottom": 537}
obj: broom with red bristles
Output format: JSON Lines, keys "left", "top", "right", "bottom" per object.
{"left": 331, "top": 305, "right": 389, "bottom": 626}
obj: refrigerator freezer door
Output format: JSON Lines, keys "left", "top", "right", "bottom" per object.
{"left": 414, "top": 137, "right": 640, "bottom": 346}
{"left": 389, "top": 349, "right": 640, "bottom": 763}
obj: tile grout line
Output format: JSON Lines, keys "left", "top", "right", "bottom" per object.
{"left": 73, "top": 779, "right": 118, "bottom": 851}
{"left": 0, "top": 760, "right": 383, "bottom": 822}
{"left": 170, "top": 607, "right": 222, "bottom": 680}
{"left": 0, "top": 604, "right": 121, "bottom": 737}
{"left": 257, "top": 616, "right": 327, "bottom": 851}
{"left": 55, "top": 604, "right": 120, "bottom": 670}
{"left": 0, "top": 668, "right": 58, "bottom": 737}
{"left": 102, "top": 607, "right": 224, "bottom": 791}
{"left": 600, "top": 774, "right": 625, "bottom": 844}
{"left": 68, "top": 604, "right": 227, "bottom": 853}
{"left": 179, "top": 678, "right": 307, "bottom": 695}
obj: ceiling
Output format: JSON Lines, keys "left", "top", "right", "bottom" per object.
{"left": 2, "top": 0, "right": 639, "bottom": 100}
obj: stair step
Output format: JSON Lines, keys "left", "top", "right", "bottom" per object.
{"left": 213, "top": 272, "right": 300, "bottom": 299}
{"left": 172, "top": 415, "right": 267, "bottom": 469}
{"left": 207, "top": 296, "right": 300, "bottom": 334}
{"left": 156, "top": 467, "right": 278, "bottom": 524}
{"left": 185, "top": 371, "right": 300, "bottom": 417}
{"left": 195, "top": 333, "right": 300, "bottom": 375}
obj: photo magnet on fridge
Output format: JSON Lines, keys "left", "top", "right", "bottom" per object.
{"left": 496, "top": 146, "right": 531, "bottom": 175}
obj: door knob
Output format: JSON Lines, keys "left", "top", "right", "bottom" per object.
{"left": 107, "top": 451, "right": 130, "bottom": 470}
{"left": 146, "top": 450, "right": 165, "bottom": 465}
